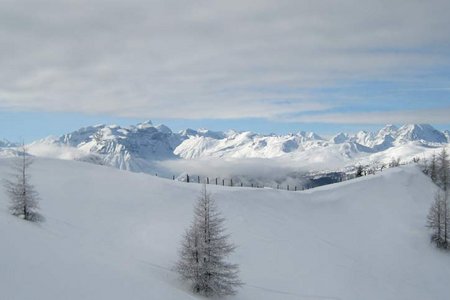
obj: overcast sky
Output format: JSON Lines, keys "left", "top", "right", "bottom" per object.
{"left": 1, "top": 0, "right": 449, "bottom": 140}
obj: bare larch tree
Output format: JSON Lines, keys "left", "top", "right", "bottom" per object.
{"left": 426, "top": 148, "right": 450, "bottom": 249}
{"left": 3, "top": 145, "right": 42, "bottom": 222}
{"left": 176, "top": 185, "right": 242, "bottom": 297}
{"left": 427, "top": 190, "right": 449, "bottom": 249}
{"left": 425, "top": 153, "right": 438, "bottom": 183}
{"left": 437, "top": 148, "right": 449, "bottom": 191}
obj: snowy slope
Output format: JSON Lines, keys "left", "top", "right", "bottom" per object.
{"left": 0, "top": 157, "right": 449, "bottom": 300}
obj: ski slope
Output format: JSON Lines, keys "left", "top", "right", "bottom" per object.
{"left": 0, "top": 158, "right": 448, "bottom": 300}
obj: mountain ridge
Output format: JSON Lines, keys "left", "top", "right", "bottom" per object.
{"left": 1, "top": 121, "right": 449, "bottom": 175}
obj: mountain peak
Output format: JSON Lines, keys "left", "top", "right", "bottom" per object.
{"left": 136, "top": 120, "right": 154, "bottom": 129}
{"left": 378, "top": 124, "right": 398, "bottom": 135}
{"left": 155, "top": 124, "right": 172, "bottom": 134}
{"left": 297, "top": 131, "right": 322, "bottom": 141}
{"left": 331, "top": 132, "right": 349, "bottom": 144}
{"left": 396, "top": 123, "right": 447, "bottom": 144}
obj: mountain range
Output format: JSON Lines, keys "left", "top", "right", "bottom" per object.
{"left": 1, "top": 121, "right": 449, "bottom": 176}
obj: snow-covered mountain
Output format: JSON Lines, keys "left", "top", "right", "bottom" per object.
{"left": 445, "top": 130, "right": 450, "bottom": 142}
{"left": 330, "top": 124, "right": 447, "bottom": 149}
{"left": 0, "top": 139, "right": 18, "bottom": 148}
{"left": 28, "top": 120, "right": 183, "bottom": 173}
{"left": 3, "top": 122, "right": 448, "bottom": 176}
{"left": 0, "top": 139, "right": 20, "bottom": 158}
{"left": 174, "top": 130, "right": 326, "bottom": 159}
{"left": 395, "top": 124, "right": 448, "bottom": 144}
{"left": 179, "top": 128, "right": 226, "bottom": 140}
{"left": 174, "top": 123, "right": 448, "bottom": 163}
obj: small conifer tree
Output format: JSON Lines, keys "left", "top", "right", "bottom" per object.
{"left": 176, "top": 185, "right": 242, "bottom": 296}
{"left": 3, "top": 145, "right": 42, "bottom": 222}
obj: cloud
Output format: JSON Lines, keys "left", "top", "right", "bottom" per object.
{"left": 156, "top": 157, "right": 311, "bottom": 187}
{"left": 27, "top": 142, "right": 89, "bottom": 160}
{"left": 158, "top": 157, "right": 300, "bottom": 178}
{"left": 288, "top": 107, "right": 450, "bottom": 124}
{"left": 0, "top": 0, "right": 450, "bottom": 120}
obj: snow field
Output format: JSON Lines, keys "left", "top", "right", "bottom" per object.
{"left": 0, "top": 158, "right": 449, "bottom": 299}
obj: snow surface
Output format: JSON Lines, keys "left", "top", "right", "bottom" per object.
{"left": 0, "top": 157, "right": 449, "bottom": 300}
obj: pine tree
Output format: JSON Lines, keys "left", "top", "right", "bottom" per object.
{"left": 3, "top": 145, "right": 42, "bottom": 222}
{"left": 176, "top": 185, "right": 242, "bottom": 296}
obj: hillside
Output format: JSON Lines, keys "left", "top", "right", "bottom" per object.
{"left": 0, "top": 158, "right": 449, "bottom": 299}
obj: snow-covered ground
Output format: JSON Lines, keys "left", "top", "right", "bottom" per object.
{"left": 0, "top": 158, "right": 449, "bottom": 300}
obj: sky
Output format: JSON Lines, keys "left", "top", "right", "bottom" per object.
{"left": 1, "top": 0, "right": 450, "bottom": 142}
